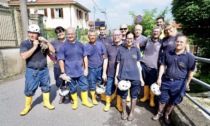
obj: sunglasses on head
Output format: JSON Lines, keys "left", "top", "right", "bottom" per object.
{"left": 120, "top": 28, "right": 127, "bottom": 30}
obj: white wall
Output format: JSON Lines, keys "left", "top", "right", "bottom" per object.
{"left": 28, "top": 5, "right": 89, "bottom": 29}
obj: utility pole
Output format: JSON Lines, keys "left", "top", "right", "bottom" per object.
{"left": 19, "top": 0, "right": 29, "bottom": 39}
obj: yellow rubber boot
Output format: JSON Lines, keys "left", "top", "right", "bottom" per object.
{"left": 81, "top": 91, "right": 93, "bottom": 107}
{"left": 100, "top": 93, "right": 106, "bottom": 102}
{"left": 20, "top": 96, "right": 32, "bottom": 116}
{"left": 126, "top": 90, "right": 131, "bottom": 102}
{"left": 103, "top": 96, "right": 111, "bottom": 112}
{"left": 90, "top": 91, "right": 98, "bottom": 105}
{"left": 149, "top": 90, "right": 155, "bottom": 107}
{"left": 43, "top": 93, "right": 55, "bottom": 110}
{"left": 71, "top": 93, "right": 78, "bottom": 110}
{"left": 116, "top": 95, "right": 123, "bottom": 112}
{"left": 140, "top": 85, "right": 150, "bottom": 102}
{"left": 111, "top": 89, "right": 117, "bottom": 101}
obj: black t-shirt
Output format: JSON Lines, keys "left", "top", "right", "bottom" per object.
{"left": 20, "top": 39, "right": 47, "bottom": 69}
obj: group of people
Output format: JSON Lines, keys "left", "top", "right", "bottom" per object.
{"left": 19, "top": 17, "right": 195, "bottom": 124}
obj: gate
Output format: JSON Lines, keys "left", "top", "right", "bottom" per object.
{"left": 0, "top": 6, "right": 17, "bottom": 47}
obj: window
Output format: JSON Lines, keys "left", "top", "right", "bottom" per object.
{"left": 51, "top": 8, "right": 63, "bottom": 19}
{"left": 36, "top": 8, "right": 47, "bottom": 17}
{"left": 37, "top": 9, "right": 44, "bottom": 15}
{"left": 85, "top": 13, "right": 89, "bottom": 21}
{"left": 76, "top": 9, "right": 83, "bottom": 20}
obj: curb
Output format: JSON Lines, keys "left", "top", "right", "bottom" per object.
{"left": 171, "top": 97, "right": 210, "bottom": 126}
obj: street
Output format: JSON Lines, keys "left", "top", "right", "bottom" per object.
{"left": 0, "top": 67, "right": 171, "bottom": 126}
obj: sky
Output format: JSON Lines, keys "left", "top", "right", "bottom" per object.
{"left": 77, "top": 0, "right": 173, "bottom": 30}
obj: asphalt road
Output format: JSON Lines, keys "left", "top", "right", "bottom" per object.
{"left": 0, "top": 67, "right": 172, "bottom": 126}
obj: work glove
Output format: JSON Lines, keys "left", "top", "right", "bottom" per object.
{"left": 59, "top": 73, "right": 71, "bottom": 82}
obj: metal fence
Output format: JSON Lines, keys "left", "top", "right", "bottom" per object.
{"left": 186, "top": 56, "right": 210, "bottom": 115}
{"left": 0, "top": 6, "right": 17, "bottom": 47}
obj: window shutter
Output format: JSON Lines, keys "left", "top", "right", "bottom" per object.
{"left": 85, "top": 13, "right": 89, "bottom": 21}
{"left": 60, "top": 8, "right": 63, "bottom": 18}
{"left": 51, "top": 8, "right": 54, "bottom": 19}
{"left": 77, "top": 9, "right": 79, "bottom": 19}
{"left": 44, "top": 8, "right": 48, "bottom": 17}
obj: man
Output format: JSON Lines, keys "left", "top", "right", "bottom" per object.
{"left": 156, "top": 17, "right": 165, "bottom": 29}
{"left": 134, "top": 24, "right": 147, "bottom": 48}
{"left": 58, "top": 27, "right": 93, "bottom": 110}
{"left": 102, "top": 30, "right": 123, "bottom": 112}
{"left": 139, "top": 27, "right": 162, "bottom": 107}
{"left": 85, "top": 30, "right": 107, "bottom": 105}
{"left": 96, "top": 24, "right": 112, "bottom": 48}
{"left": 19, "top": 24, "right": 55, "bottom": 116}
{"left": 152, "top": 35, "right": 195, "bottom": 124}
{"left": 119, "top": 24, "right": 128, "bottom": 43}
{"left": 156, "top": 17, "right": 165, "bottom": 39}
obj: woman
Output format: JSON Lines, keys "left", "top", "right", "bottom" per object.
{"left": 115, "top": 31, "right": 144, "bottom": 121}
{"left": 51, "top": 26, "right": 71, "bottom": 104}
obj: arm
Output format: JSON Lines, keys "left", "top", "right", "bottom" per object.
{"left": 156, "top": 65, "right": 166, "bottom": 87}
{"left": 137, "top": 62, "right": 144, "bottom": 86}
{"left": 47, "top": 42, "right": 55, "bottom": 53}
{"left": 20, "top": 40, "right": 39, "bottom": 60}
{"left": 185, "top": 71, "right": 195, "bottom": 91}
{"left": 102, "top": 58, "right": 108, "bottom": 82}
{"left": 83, "top": 56, "right": 88, "bottom": 76}
{"left": 115, "top": 62, "right": 120, "bottom": 86}
{"left": 59, "top": 60, "right": 65, "bottom": 73}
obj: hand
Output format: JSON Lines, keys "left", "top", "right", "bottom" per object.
{"left": 156, "top": 78, "right": 162, "bottom": 87}
{"left": 136, "top": 43, "right": 140, "bottom": 48}
{"left": 84, "top": 69, "right": 88, "bottom": 76}
{"left": 59, "top": 73, "right": 71, "bottom": 82}
{"left": 40, "top": 42, "right": 49, "bottom": 50}
{"left": 102, "top": 73, "right": 107, "bottom": 82}
{"left": 115, "top": 76, "right": 118, "bottom": 86}
{"left": 38, "top": 37, "right": 48, "bottom": 43}
{"left": 186, "top": 84, "right": 190, "bottom": 91}
{"left": 140, "top": 79, "right": 145, "bottom": 86}
{"left": 33, "top": 40, "right": 39, "bottom": 48}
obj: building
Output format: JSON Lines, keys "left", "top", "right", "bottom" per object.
{"left": 8, "top": 0, "right": 90, "bottom": 29}
{"left": 0, "top": 0, "right": 8, "bottom": 7}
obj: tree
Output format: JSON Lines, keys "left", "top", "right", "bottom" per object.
{"left": 129, "top": 7, "right": 170, "bottom": 36}
{"left": 172, "top": 0, "right": 210, "bottom": 57}
{"left": 172, "top": 0, "right": 210, "bottom": 84}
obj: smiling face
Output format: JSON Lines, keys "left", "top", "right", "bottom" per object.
{"left": 113, "top": 30, "right": 122, "bottom": 44}
{"left": 88, "top": 31, "right": 97, "bottom": 43}
{"left": 120, "top": 24, "right": 128, "bottom": 36}
{"left": 126, "top": 33, "right": 135, "bottom": 48}
{"left": 134, "top": 25, "right": 142, "bottom": 38}
{"left": 99, "top": 26, "right": 106, "bottom": 36}
{"left": 66, "top": 28, "right": 76, "bottom": 42}
{"left": 152, "top": 27, "right": 161, "bottom": 39}
{"left": 57, "top": 31, "right": 65, "bottom": 40}
{"left": 156, "top": 18, "right": 164, "bottom": 27}
{"left": 176, "top": 36, "right": 187, "bottom": 50}
{"left": 28, "top": 32, "right": 39, "bottom": 42}
{"left": 164, "top": 25, "right": 176, "bottom": 37}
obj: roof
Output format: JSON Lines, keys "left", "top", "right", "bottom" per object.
{"left": 8, "top": 0, "right": 90, "bottom": 12}
{"left": 171, "top": 21, "right": 181, "bottom": 29}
